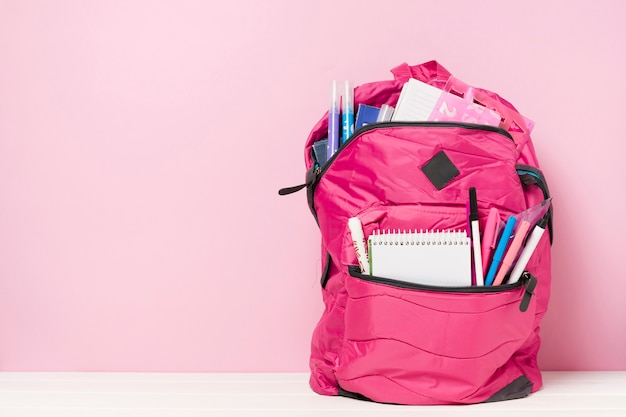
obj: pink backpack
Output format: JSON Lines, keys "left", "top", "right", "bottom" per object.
{"left": 280, "top": 61, "right": 552, "bottom": 405}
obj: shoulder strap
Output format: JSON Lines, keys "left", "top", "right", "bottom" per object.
{"left": 390, "top": 61, "right": 452, "bottom": 89}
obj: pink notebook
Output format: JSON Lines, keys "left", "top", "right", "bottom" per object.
{"left": 391, "top": 78, "right": 502, "bottom": 127}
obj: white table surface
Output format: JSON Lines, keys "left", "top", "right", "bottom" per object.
{"left": 0, "top": 371, "right": 625, "bottom": 416}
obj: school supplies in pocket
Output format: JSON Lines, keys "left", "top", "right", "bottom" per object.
{"left": 368, "top": 229, "right": 472, "bottom": 286}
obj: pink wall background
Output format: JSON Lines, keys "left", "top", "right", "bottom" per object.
{"left": 1, "top": 0, "right": 624, "bottom": 371}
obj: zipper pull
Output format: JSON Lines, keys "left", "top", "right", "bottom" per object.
{"left": 278, "top": 183, "right": 306, "bottom": 195}
{"left": 278, "top": 165, "right": 322, "bottom": 195}
{"left": 519, "top": 272, "right": 537, "bottom": 312}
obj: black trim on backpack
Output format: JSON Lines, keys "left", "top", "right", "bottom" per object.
{"left": 339, "top": 375, "right": 533, "bottom": 405}
{"left": 320, "top": 252, "right": 332, "bottom": 288}
{"left": 483, "top": 375, "right": 533, "bottom": 403}
{"left": 337, "top": 385, "right": 411, "bottom": 406}
{"left": 337, "top": 385, "right": 375, "bottom": 403}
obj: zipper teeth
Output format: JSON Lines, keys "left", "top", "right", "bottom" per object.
{"left": 348, "top": 266, "right": 523, "bottom": 293}
{"left": 355, "top": 120, "right": 513, "bottom": 139}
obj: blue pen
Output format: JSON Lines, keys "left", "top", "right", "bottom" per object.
{"left": 485, "top": 216, "right": 517, "bottom": 286}
{"left": 342, "top": 80, "right": 354, "bottom": 143}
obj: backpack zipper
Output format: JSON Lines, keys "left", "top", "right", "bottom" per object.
{"left": 348, "top": 265, "right": 537, "bottom": 312}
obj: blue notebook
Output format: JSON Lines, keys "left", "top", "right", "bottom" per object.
{"left": 355, "top": 104, "right": 380, "bottom": 130}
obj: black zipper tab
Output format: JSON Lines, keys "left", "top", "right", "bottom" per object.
{"left": 519, "top": 272, "right": 537, "bottom": 312}
{"left": 278, "top": 165, "right": 321, "bottom": 196}
{"left": 278, "top": 183, "right": 306, "bottom": 195}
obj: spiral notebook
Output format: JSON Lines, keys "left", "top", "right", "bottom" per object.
{"left": 368, "top": 229, "right": 471, "bottom": 287}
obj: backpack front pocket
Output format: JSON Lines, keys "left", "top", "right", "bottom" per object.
{"left": 335, "top": 266, "right": 537, "bottom": 405}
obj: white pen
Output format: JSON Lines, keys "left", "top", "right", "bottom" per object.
{"left": 376, "top": 104, "right": 395, "bottom": 122}
{"left": 348, "top": 217, "right": 369, "bottom": 273}
{"left": 508, "top": 214, "right": 549, "bottom": 283}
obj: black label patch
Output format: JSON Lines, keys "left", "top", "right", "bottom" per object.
{"left": 421, "top": 150, "right": 460, "bottom": 190}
